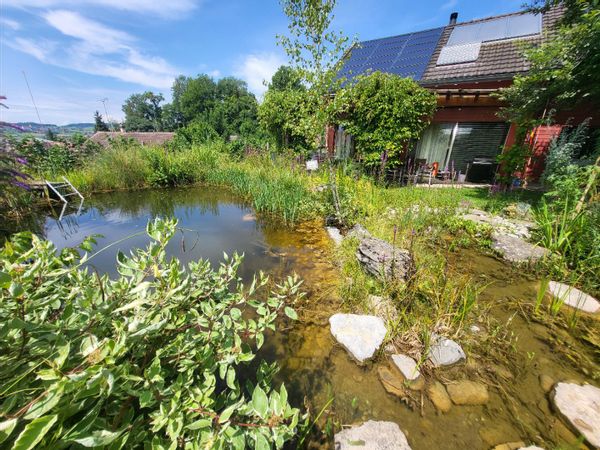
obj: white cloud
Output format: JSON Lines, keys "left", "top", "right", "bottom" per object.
{"left": 44, "top": 10, "right": 134, "bottom": 52}
{"left": 10, "top": 38, "right": 56, "bottom": 62}
{"left": 9, "top": 10, "right": 178, "bottom": 89}
{"left": 0, "top": 17, "right": 21, "bottom": 30}
{"left": 235, "top": 53, "right": 285, "bottom": 98}
{"left": 2, "top": 0, "right": 199, "bottom": 18}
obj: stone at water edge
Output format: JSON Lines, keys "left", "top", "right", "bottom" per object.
{"left": 356, "top": 236, "right": 413, "bottom": 281}
{"left": 539, "top": 374, "right": 554, "bottom": 393}
{"left": 446, "top": 380, "right": 489, "bottom": 405}
{"left": 329, "top": 314, "right": 387, "bottom": 364}
{"left": 368, "top": 294, "right": 398, "bottom": 321}
{"left": 335, "top": 420, "right": 412, "bottom": 450}
{"left": 518, "top": 446, "right": 545, "bottom": 450}
{"left": 548, "top": 281, "right": 600, "bottom": 314}
{"left": 551, "top": 382, "right": 600, "bottom": 448}
{"left": 378, "top": 366, "right": 406, "bottom": 398}
{"left": 326, "top": 226, "right": 344, "bottom": 246}
{"left": 491, "top": 232, "right": 550, "bottom": 263}
{"left": 427, "top": 381, "right": 452, "bottom": 413}
{"left": 391, "top": 354, "right": 421, "bottom": 381}
{"left": 427, "top": 334, "right": 466, "bottom": 367}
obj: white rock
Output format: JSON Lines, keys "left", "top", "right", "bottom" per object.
{"left": 391, "top": 354, "right": 421, "bottom": 381}
{"left": 552, "top": 382, "right": 600, "bottom": 448}
{"left": 470, "top": 325, "right": 481, "bottom": 333}
{"left": 427, "top": 334, "right": 466, "bottom": 367}
{"left": 329, "top": 314, "right": 387, "bottom": 364}
{"left": 548, "top": 281, "right": 600, "bottom": 314}
{"left": 491, "top": 232, "right": 550, "bottom": 263}
{"left": 518, "top": 447, "right": 545, "bottom": 450}
{"left": 335, "top": 420, "right": 412, "bottom": 450}
{"left": 326, "top": 226, "right": 344, "bottom": 246}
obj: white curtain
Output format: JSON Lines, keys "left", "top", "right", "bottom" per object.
{"left": 415, "top": 123, "right": 454, "bottom": 166}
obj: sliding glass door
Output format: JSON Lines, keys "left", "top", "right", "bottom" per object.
{"left": 414, "top": 123, "right": 454, "bottom": 168}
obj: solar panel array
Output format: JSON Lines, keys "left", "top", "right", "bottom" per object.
{"left": 447, "top": 13, "right": 542, "bottom": 46}
{"left": 338, "top": 27, "right": 445, "bottom": 81}
{"left": 437, "top": 12, "right": 542, "bottom": 65}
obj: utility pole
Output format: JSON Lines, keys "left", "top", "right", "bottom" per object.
{"left": 99, "top": 98, "right": 115, "bottom": 131}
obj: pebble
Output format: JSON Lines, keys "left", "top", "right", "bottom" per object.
{"left": 539, "top": 374, "right": 554, "bottom": 393}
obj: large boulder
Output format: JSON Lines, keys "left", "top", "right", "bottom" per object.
{"left": 356, "top": 236, "right": 413, "bottom": 281}
{"left": 334, "top": 420, "right": 412, "bottom": 450}
{"left": 548, "top": 281, "right": 600, "bottom": 314}
{"left": 329, "top": 314, "right": 387, "bottom": 364}
{"left": 491, "top": 232, "right": 550, "bottom": 263}
{"left": 551, "top": 382, "right": 600, "bottom": 448}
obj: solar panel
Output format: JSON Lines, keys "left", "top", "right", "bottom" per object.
{"left": 338, "top": 27, "right": 445, "bottom": 81}
{"left": 437, "top": 42, "right": 481, "bottom": 65}
{"left": 447, "top": 12, "right": 541, "bottom": 46}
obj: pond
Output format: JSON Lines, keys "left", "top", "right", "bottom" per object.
{"left": 5, "top": 186, "right": 598, "bottom": 449}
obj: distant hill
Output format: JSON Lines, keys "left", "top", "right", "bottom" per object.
{"left": 14, "top": 122, "right": 95, "bottom": 135}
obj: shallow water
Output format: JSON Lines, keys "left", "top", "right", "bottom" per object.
{"left": 5, "top": 187, "right": 598, "bottom": 449}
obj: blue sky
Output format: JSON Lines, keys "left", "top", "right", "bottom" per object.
{"left": 1, "top": 0, "right": 524, "bottom": 125}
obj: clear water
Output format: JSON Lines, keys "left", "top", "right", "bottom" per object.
{"left": 6, "top": 187, "right": 599, "bottom": 450}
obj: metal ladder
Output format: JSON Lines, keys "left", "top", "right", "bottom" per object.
{"left": 45, "top": 176, "right": 84, "bottom": 220}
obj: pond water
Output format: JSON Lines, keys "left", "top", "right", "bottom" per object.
{"left": 6, "top": 187, "right": 598, "bottom": 449}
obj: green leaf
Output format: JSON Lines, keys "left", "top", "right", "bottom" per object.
{"left": 12, "top": 414, "right": 58, "bottom": 450}
{"left": 186, "top": 419, "right": 212, "bottom": 430}
{"left": 219, "top": 404, "right": 236, "bottom": 423}
{"left": 8, "top": 282, "right": 24, "bottom": 298}
{"left": 284, "top": 307, "right": 297, "bottom": 320}
{"left": 53, "top": 342, "right": 70, "bottom": 369}
{"left": 252, "top": 386, "right": 268, "bottom": 419}
{"left": 24, "top": 382, "right": 64, "bottom": 420}
{"left": 73, "top": 430, "right": 122, "bottom": 447}
{"left": 0, "top": 271, "right": 11, "bottom": 289}
{"left": 0, "top": 418, "right": 17, "bottom": 444}
{"left": 255, "top": 432, "right": 270, "bottom": 450}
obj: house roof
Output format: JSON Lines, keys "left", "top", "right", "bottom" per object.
{"left": 89, "top": 131, "right": 175, "bottom": 147}
{"left": 337, "top": 27, "right": 445, "bottom": 81}
{"left": 421, "top": 7, "right": 563, "bottom": 84}
{"left": 338, "top": 7, "right": 562, "bottom": 85}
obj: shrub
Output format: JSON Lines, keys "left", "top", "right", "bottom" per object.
{"left": 0, "top": 218, "right": 302, "bottom": 448}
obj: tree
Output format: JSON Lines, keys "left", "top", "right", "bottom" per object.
{"left": 259, "top": 88, "right": 316, "bottom": 151}
{"left": 499, "top": 0, "right": 600, "bottom": 124}
{"left": 270, "top": 66, "right": 304, "bottom": 92}
{"left": 277, "top": 0, "right": 352, "bottom": 149}
{"left": 122, "top": 91, "right": 165, "bottom": 131}
{"left": 93, "top": 110, "right": 109, "bottom": 132}
{"left": 336, "top": 71, "right": 437, "bottom": 168}
{"left": 179, "top": 75, "right": 217, "bottom": 124}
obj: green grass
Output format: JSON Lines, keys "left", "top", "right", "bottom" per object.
{"left": 66, "top": 142, "right": 319, "bottom": 225}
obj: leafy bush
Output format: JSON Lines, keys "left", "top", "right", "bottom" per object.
{"left": 542, "top": 121, "right": 594, "bottom": 202}
{"left": 335, "top": 71, "right": 437, "bottom": 168}
{"left": 0, "top": 218, "right": 302, "bottom": 448}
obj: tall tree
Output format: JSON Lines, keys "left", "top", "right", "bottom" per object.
{"left": 122, "top": 92, "right": 164, "bottom": 131}
{"left": 178, "top": 75, "right": 217, "bottom": 124}
{"left": 277, "top": 0, "right": 352, "bottom": 149}
{"left": 269, "top": 66, "right": 304, "bottom": 91}
{"left": 93, "top": 110, "right": 109, "bottom": 132}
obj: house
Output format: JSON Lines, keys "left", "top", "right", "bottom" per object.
{"left": 331, "top": 7, "right": 595, "bottom": 183}
{"left": 89, "top": 131, "right": 175, "bottom": 148}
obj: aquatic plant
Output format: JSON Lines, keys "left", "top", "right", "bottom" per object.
{"left": 0, "top": 218, "right": 303, "bottom": 449}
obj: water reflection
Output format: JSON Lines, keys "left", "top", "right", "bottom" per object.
{"left": 31, "top": 187, "right": 283, "bottom": 280}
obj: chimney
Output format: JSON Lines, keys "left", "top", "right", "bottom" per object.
{"left": 449, "top": 12, "right": 458, "bottom": 25}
